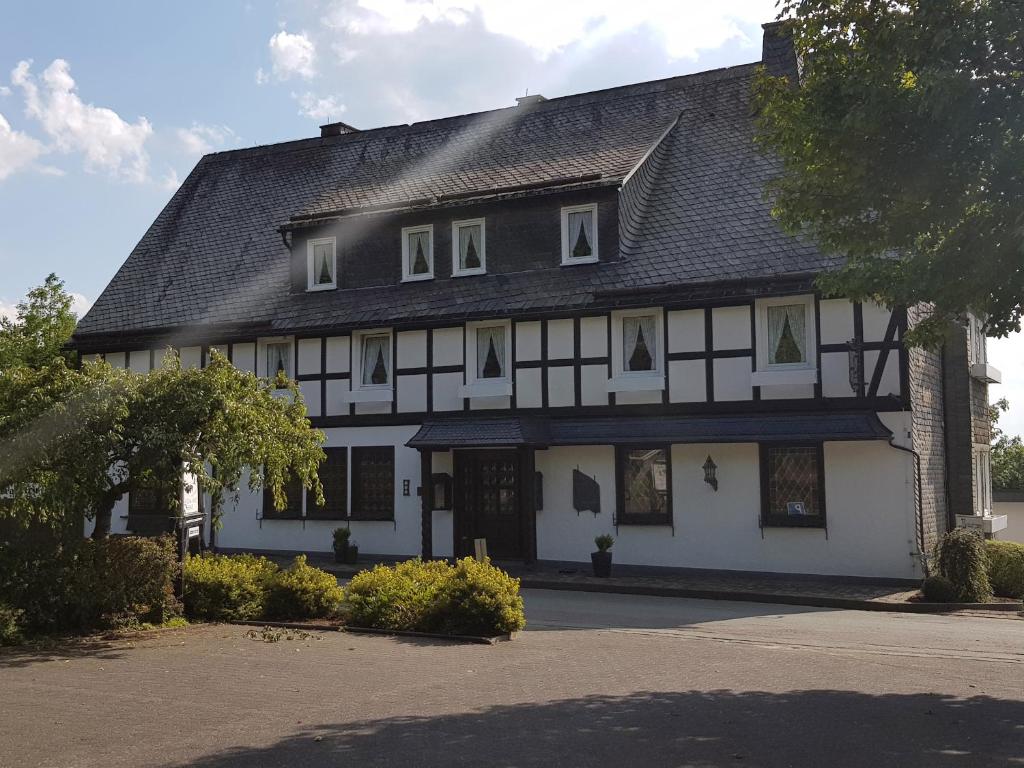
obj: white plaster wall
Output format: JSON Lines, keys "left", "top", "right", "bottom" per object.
{"left": 534, "top": 435, "right": 918, "bottom": 579}
{"left": 179, "top": 346, "right": 202, "bottom": 370}
{"left": 862, "top": 302, "right": 892, "bottom": 342}
{"left": 297, "top": 339, "right": 320, "bottom": 375}
{"left": 397, "top": 374, "right": 427, "bottom": 412}
{"left": 106, "top": 351, "right": 127, "bottom": 369}
{"left": 819, "top": 299, "right": 854, "bottom": 345}
{"left": 232, "top": 343, "right": 256, "bottom": 373}
{"left": 215, "top": 425, "right": 423, "bottom": 556}
{"left": 325, "top": 337, "right": 349, "bottom": 373}
{"left": 580, "top": 364, "right": 609, "bottom": 406}
{"left": 299, "top": 381, "right": 322, "bottom": 417}
{"left": 432, "top": 327, "right": 463, "bottom": 366}
{"left": 432, "top": 372, "right": 462, "bottom": 411}
{"left": 430, "top": 452, "right": 454, "bottom": 557}
{"left": 669, "top": 359, "right": 705, "bottom": 402}
{"left": 712, "top": 306, "right": 750, "bottom": 350}
{"left": 547, "top": 365, "right": 574, "bottom": 408}
{"left": 397, "top": 330, "right": 427, "bottom": 369}
{"left": 128, "top": 350, "right": 150, "bottom": 373}
{"left": 580, "top": 316, "right": 607, "bottom": 357}
{"left": 668, "top": 309, "right": 704, "bottom": 353}
{"left": 516, "top": 368, "right": 543, "bottom": 408}
{"left": 514, "top": 321, "right": 541, "bottom": 361}
{"left": 547, "top": 319, "right": 574, "bottom": 359}
{"left": 993, "top": 502, "right": 1024, "bottom": 543}
{"left": 713, "top": 357, "right": 752, "bottom": 401}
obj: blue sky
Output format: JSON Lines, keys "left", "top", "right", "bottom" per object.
{"left": 1, "top": 0, "right": 1021, "bottom": 433}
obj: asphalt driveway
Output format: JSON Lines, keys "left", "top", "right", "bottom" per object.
{"left": 1, "top": 590, "right": 1021, "bottom": 768}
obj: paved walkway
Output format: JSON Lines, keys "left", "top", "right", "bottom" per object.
{"left": 2, "top": 590, "right": 1022, "bottom": 768}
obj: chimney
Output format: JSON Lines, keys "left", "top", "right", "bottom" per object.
{"left": 320, "top": 121, "right": 360, "bottom": 138}
{"left": 761, "top": 20, "right": 801, "bottom": 84}
{"left": 515, "top": 94, "right": 547, "bottom": 108}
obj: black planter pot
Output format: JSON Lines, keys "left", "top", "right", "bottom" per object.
{"left": 591, "top": 551, "right": 612, "bottom": 578}
{"left": 334, "top": 548, "right": 346, "bottom": 564}
{"left": 345, "top": 545, "right": 359, "bottom": 565}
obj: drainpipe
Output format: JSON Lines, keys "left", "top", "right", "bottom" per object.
{"left": 888, "top": 438, "right": 927, "bottom": 577}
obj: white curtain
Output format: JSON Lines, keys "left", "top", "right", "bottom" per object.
{"left": 267, "top": 343, "right": 290, "bottom": 378}
{"left": 361, "top": 334, "right": 391, "bottom": 386}
{"left": 623, "top": 315, "right": 656, "bottom": 371}
{"left": 477, "top": 326, "right": 506, "bottom": 379}
{"left": 767, "top": 304, "right": 806, "bottom": 364}
{"left": 459, "top": 224, "right": 481, "bottom": 269}
{"left": 408, "top": 231, "right": 431, "bottom": 274}
{"left": 568, "top": 210, "right": 593, "bottom": 257}
{"left": 313, "top": 242, "right": 333, "bottom": 285}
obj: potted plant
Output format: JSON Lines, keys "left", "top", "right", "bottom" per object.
{"left": 345, "top": 538, "right": 359, "bottom": 565}
{"left": 332, "top": 527, "right": 351, "bottom": 563}
{"left": 592, "top": 534, "right": 614, "bottom": 577}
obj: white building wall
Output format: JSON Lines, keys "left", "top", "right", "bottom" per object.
{"left": 993, "top": 501, "right": 1024, "bottom": 543}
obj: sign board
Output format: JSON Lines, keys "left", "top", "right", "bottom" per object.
{"left": 473, "top": 538, "right": 488, "bottom": 562}
{"left": 181, "top": 473, "right": 200, "bottom": 517}
{"left": 186, "top": 525, "right": 201, "bottom": 539}
{"left": 787, "top": 501, "right": 807, "bottom": 516}
{"left": 955, "top": 514, "right": 984, "bottom": 532}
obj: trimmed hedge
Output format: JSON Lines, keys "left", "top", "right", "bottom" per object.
{"left": 934, "top": 528, "right": 992, "bottom": 603}
{"left": 344, "top": 557, "right": 526, "bottom": 636}
{"left": 183, "top": 554, "right": 280, "bottom": 621}
{"left": 921, "top": 575, "right": 957, "bottom": 603}
{"left": 986, "top": 540, "right": 1024, "bottom": 599}
{"left": 266, "top": 555, "right": 345, "bottom": 619}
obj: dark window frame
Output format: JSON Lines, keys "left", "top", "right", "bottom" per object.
{"left": 307, "top": 447, "right": 348, "bottom": 520}
{"left": 759, "top": 442, "right": 827, "bottom": 528}
{"left": 351, "top": 446, "right": 396, "bottom": 521}
{"left": 615, "top": 444, "right": 673, "bottom": 526}
{"left": 262, "top": 475, "right": 304, "bottom": 520}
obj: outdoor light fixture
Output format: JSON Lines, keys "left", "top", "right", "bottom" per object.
{"left": 703, "top": 456, "right": 718, "bottom": 491}
{"left": 431, "top": 473, "right": 453, "bottom": 511}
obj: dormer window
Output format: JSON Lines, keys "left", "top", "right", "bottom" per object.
{"left": 402, "top": 225, "right": 434, "bottom": 281}
{"left": 452, "top": 218, "right": 486, "bottom": 276}
{"left": 561, "top": 203, "right": 598, "bottom": 265}
{"left": 307, "top": 237, "right": 337, "bottom": 291}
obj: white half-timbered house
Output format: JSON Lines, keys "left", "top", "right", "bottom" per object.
{"left": 73, "top": 25, "right": 998, "bottom": 580}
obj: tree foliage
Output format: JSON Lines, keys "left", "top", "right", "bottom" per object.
{"left": 0, "top": 351, "right": 325, "bottom": 537}
{"left": 990, "top": 397, "right": 1024, "bottom": 490}
{"left": 0, "top": 273, "right": 78, "bottom": 371}
{"left": 755, "top": 1, "right": 1024, "bottom": 346}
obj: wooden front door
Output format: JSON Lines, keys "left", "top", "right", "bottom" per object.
{"left": 454, "top": 450, "right": 522, "bottom": 559}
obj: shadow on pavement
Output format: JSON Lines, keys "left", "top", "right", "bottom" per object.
{"left": 160, "top": 688, "right": 1023, "bottom": 768}
{"left": 0, "top": 635, "right": 134, "bottom": 669}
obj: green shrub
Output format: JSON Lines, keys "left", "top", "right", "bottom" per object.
{"left": 345, "top": 559, "right": 453, "bottom": 631}
{"left": 986, "top": 540, "right": 1024, "bottom": 599}
{"left": 183, "top": 553, "right": 279, "bottom": 621}
{"left": 921, "top": 575, "right": 957, "bottom": 603}
{"left": 0, "top": 602, "right": 24, "bottom": 646}
{"left": 265, "top": 555, "right": 345, "bottom": 620}
{"left": 934, "top": 528, "right": 992, "bottom": 603}
{"left": 333, "top": 527, "right": 351, "bottom": 551}
{"left": 594, "top": 534, "right": 614, "bottom": 552}
{"left": 344, "top": 557, "right": 525, "bottom": 636}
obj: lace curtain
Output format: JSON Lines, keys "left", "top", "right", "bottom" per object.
{"left": 567, "top": 210, "right": 593, "bottom": 259}
{"left": 477, "top": 326, "right": 506, "bottom": 379}
{"left": 313, "top": 242, "right": 333, "bottom": 285}
{"left": 267, "top": 343, "right": 290, "bottom": 378}
{"left": 622, "top": 315, "right": 656, "bottom": 372}
{"left": 361, "top": 334, "right": 391, "bottom": 386}
{"left": 459, "top": 224, "right": 482, "bottom": 270}
{"left": 408, "top": 230, "right": 431, "bottom": 275}
{"left": 767, "top": 304, "right": 806, "bottom": 365}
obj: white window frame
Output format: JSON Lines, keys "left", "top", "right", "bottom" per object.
{"left": 401, "top": 224, "right": 434, "bottom": 282}
{"left": 258, "top": 337, "right": 295, "bottom": 393}
{"left": 306, "top": 236, "right": 337, "bottom": 292}
{"left": 451, "top": 218, "right": 486, "bottom": 277}
{"left": 974, "top": 445, "right": 993, "bottom": 516}
{"left": 967, "top": 313, "right": 986, "bottom": 366}
{"left": 560, "top": 203, "right": 599, "bottom": 265}
{"left": 460, "top": 319, "right": 513, "bottom": 398}
{"left": 608, "top": 308, "right": 664, "bottom": 392}
{"left": 349, "top": 328, "right": 394, "bottom": 402}
{"left": 752, "top": 295, "right": 818, "bottom": 387}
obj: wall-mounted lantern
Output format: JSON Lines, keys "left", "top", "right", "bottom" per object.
{"left": 431, "top": 473, "right": 452, "bottom": 511}
{"left": 703, "top": 456, "right": 718, "bottom": 492}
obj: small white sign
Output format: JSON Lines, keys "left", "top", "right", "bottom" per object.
{"left": 181, "top": 473, "right": 200, "bottom": 517}
{"left": 186, "top": 525, "right": 201, "bottom": 538}
{"left": 787, "top": 501, "right": 807, "bottom": 516}
{"left": 955, "top": 514, "right": 984, "bottom": 532}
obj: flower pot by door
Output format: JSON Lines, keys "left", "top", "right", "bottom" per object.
{"left": 591, "top": 551, "right": 612, "bottom": 578}
{"left": 334, "top": 548, "right": 346, "bottom": 563}
{"left": 345, "top": 545, "right": 359, "bottom": 565}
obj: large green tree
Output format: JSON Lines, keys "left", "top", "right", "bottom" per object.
{"left": 755, "top": 1, "right": 1023, "bottom": 346}
{"left": 990, "top": 398, "right": 1024, "bottom": 490}
{"left": 0, "top": 352, "right": 325, "bottom": 538}
{"left": 0, "top": 273, "right": 79, "bottom": 371}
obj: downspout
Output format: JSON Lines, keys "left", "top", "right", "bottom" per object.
{"left": 888, "top": 439, "right": 927, "bottom": 577}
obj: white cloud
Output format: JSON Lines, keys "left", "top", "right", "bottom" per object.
{"left": 70, "top": 292, "right": 92, "bottom": 318}
{"left": 11, "top": 59, "right": 152, "bottom": 182}
{"left": 0, "top": 111, "right": 46, "bottom": 181}
{"left": 255, "top": 67, "right": 270, "bottom": 85}
{"left": 325, "top": 0, "right": 773, "bottom": 59}
{"left": 989, "top": 333, "right": 1024, "bottom": 437}
{"left": 268, "top": 29, "right": 317, "bottom": 80}
{"left": 160, "top": 168, "right": 181, "bottom": 191}
{"left": 0, "top": 299, "right": 16, "bottom": 321}
{"left": 176, "top": 122, "right": 237, "bottom": 156}
{"left": 0, "top": 86, "right": 11, "bottom": 97}
{"left": 294, "top": 91, "right": 346, "bottom": 120}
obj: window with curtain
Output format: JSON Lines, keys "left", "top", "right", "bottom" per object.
{"left": 567, "top": 209, "right": 594, "bottom": 260}
{"left": 407, "top": 229, "right": 432, "bottom": 277}
{"left": 266, "top": 342, "right": 291, "bottom": 380}
{"left": 476, "top": 325, "right": 506, "bottom": 379}
{"left": 617, "top": 447, "right": 671, "bottom": 525}
{"left": 360, "top": 334, "right": 391, "bottom": 387}
{"left": 761, "top": 444, "right": 824, "bottom": 527}
{"left": 311, "top": 241, "right": 335, "bottom": 287}
{"left": 623, "top": 315, "right": 657, "bottom": 372}
{"left": 767, "top": 304, "right": 807, "bottom": 365}
{"left": 457, "top": 222, "right": 484, "bottom": 273}
{"left": 351, "top": 446, "right": 395, "bottom": 520}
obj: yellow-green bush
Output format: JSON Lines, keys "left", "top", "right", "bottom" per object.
{"left": 0, "top": 602, "right": 24, "bottom": 646}
{"left": 986, "top": 540, "right": 1024, "bottom": 599}
{"left": 183, "top": 553, "right": 279, "bottom": 621}
{"left": 265, "top": 555, "right": 345, "bottom": 620}
{"left": 344, "top": 557, "right": 525, "bottom": 636}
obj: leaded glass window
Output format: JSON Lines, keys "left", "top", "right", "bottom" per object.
{"left": 476, "top": 325, "right": 506, "bottom": 379}
{"left": 767, "top": 304, "right": 807, "bottom": 365}
{"left": 617, "top": 447, "right": 671, "bottom": 524}
{"left": 351, "top": 446, "right": 395, "bottom": 520}
{"left": 262, "top": 475, "right": 303, "bottom": 519}
{"left": 360, "top": 334, "right": 391, "bottom": 387}
{"left": 307, "top": 447, "right": 347, "bottom": 520}
{"left": 762, "top": 445, "right": 824, "bottom": 527}
{"left": 623, "top": 315, "right": 657, "bottom": 372}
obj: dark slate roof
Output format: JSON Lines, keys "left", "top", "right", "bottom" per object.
{"left": 74, "top": 55, "right": 838, "bottom": 343}
{"left": 407, "top": 412, "right": 892, "bottom": 448}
